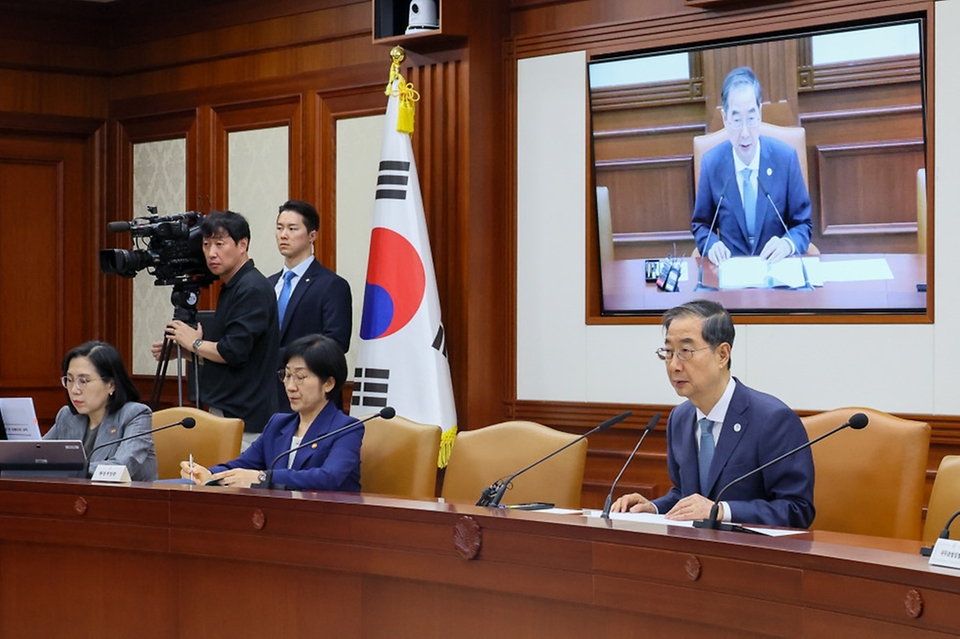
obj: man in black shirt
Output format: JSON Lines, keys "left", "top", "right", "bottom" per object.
{"left": 153, "top": 211, "right": 279, "bottom": 436}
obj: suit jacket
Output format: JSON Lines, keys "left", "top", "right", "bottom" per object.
{"left": 692, "top": 136, "right": 812, "bottom": 258}
{"left": 652, "top": 380, "right": 815, "bottom": 528}
{"left": 210, "top": 401, "right": 362, "bottom": 492}
{"left": 43, "top": 402, "right": 157, "bottom": 481}
{"left": 269, "top": 259, "right": 352, "bottom": 411}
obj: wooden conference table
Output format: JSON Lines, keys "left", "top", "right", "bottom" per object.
{"left": 0, "top": 478, "right": 957, "bottom": 638}
{"left": 601, "top": 253, "right": 927, "bottom": 313}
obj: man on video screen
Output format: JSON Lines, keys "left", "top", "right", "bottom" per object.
{"left": 691, "top": 67, "right": 812, "bottom": 265}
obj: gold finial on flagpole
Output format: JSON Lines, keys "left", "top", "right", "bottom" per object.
{"left": 384, "top": 46, "right": 419, "bottom": 135}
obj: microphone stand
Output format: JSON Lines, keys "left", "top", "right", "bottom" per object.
{"left": 757, "top": 178, "right": 813, "bottom": 291}
{"left": 921, "top": 509, "right": 960, "bottom": 557}
{"left": 477, "top": 411, "right": 632, "bottom": 507}
{"left": 253, "top": 407, "right": 395, "bottom": 490}
{"left": 601, "top": 412, "right": 660, "bottom": 518}
{"left": 695, "top": 176, "right": 732, "bottom": 292}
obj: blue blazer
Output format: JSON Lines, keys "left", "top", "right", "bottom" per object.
{"left": 692, "top": 136, "right": 812, "bottom": 258}
{"left": 652, "top": 380, "right": 815, "bottom": 528}
{"left": 210, "top": 401, "right": 362, "bottom": 492}
{"left": 269, "top": 259, "right": 352, "bottom": 411}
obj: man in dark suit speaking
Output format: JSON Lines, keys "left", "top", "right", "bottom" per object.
{"left": 691, "top": 67, "right": 812, "bottom": 265}
{"left": 269, "top": 200, "right": 352, "bottom": 411}
{"left": 612, "top": 300, "right": 814, "bottom": 528}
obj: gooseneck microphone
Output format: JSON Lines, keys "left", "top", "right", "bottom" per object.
{"left": 693, "top": 412, "right": 868, "bottom": 532}
{"left": 254, "top": 406, "right": 395, "bottom": 490}
{"left": 920, "top": 508, "right": 960, "bottom": 557}
{"left": 477, "top": 411, "right": 632, "bottom": 507}
{"left": 601, "top": 412, "right": 660, "bottom": 519}
{"left": 695, "top": 175, "right": 734, "bottom": 292}
{"left": 757, "top": 178, "right": 813, "bottom": 290}
{"left": 87, "top": 416, "right": 197, "bottom": 474}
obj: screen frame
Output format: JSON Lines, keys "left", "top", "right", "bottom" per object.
{"left": 584, "top": 11, "right": 934, "bottom": 325}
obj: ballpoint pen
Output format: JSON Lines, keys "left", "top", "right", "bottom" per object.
{"left": 189, "top": 453, "right": 194, "bottom": 480}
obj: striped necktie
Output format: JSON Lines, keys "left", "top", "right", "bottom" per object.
{"left": 698, "top": 417, "right": 715, "bottom": 494}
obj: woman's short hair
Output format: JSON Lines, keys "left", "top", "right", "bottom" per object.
{"left": 62, "top": 341, "right": 140, "bottom": 415}
{"left": 282, "top": 334, "right": 347, "bottom": 401}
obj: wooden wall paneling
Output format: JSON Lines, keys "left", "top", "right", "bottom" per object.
{"left": 0, "top": 131, "right": 101, "bottom": 427}
{"left": 816, "top": 140, "right": 924, "bottom": 253}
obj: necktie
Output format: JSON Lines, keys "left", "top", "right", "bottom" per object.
{"left": 277, "top": 270, "right": 296, "bottom": 326}
{"left": 741, "top": 167, "right": 757, "bottom": 246}
{"left": 698, "top": 417, "right": 715, "bottom": 495}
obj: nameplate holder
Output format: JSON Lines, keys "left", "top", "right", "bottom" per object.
{"left": 928, "top": 538, "right": 960, "bottom": 569}
{"left": 91, "top": 464, "right": 131, "bottom": 483}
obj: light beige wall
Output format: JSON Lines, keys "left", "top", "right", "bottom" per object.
{"left": 515, "top": 5, "right": 960, "bottom": 414}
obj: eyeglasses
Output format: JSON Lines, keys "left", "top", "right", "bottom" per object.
{"left": 726, "top": 114, "right": 761, "bottom": 130}
{"left": 278, "top": 370, "right": 312, "bottom": 386}
{"left": 655, "top": 346, "right": 711, "bottom": 362}
{"left": 61, "top": 375, "right": 105, "bottom": 390}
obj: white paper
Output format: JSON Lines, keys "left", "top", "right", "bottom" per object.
{"left": 718, "top": 256, "right": 807, "bottom": 289}
{"left": 0, "top": 398, "right": 41, "bottom": 440}
{"left": 818, "top": 258, "right": 894, "bottom": 282}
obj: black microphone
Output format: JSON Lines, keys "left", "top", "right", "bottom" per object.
{"left": 254, "top": 406, "right": 395, "bottom": 490}
{"left": 87, "top": 416, "right": 197, "bottom": 474}
{"left": 695, "top": 174, "right": 733, "bottom": 292}
{"left": 106, "top": 220, "right": 133, "bottom": 233}
{"left": 601, "top": 412, "right": 660, "bottom": 518}
{"left": 693, "top": 412, "right": 868, "bottom": 533}
{"left": 757, "top": 177, "right": 813, "bottom": 290}
{"left": 477, "top": 410, "right": 632, "bottom": 507}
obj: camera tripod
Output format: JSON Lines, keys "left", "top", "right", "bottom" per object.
{"left": 150, "top": 282, "right": 205, "bottom": 410}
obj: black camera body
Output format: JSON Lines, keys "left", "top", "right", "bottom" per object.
{"left": 100, "top": 208, "right": 215, "bottom": 289}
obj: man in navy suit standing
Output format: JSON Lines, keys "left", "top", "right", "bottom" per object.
{"left": 692, "top": 67, "right": 813, "bottom": 264}
{"left": 270, "top": 200, "right": 352, "bottom": 411}
{"left": 612, "top": 300, "right": 814, "bottom": 528}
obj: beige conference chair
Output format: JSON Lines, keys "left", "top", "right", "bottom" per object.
{"left": 152, "top": 406, "right": 244, "bottom": 480}
{"left": 360, "top": 414, "right": 441, "bottom": 499}
{"left": 440, "top": 420, "right": 587, "bottom": 509}
{"left": 923, "top": 455, "right": 960, "bottom": 543}
{"left": 801, "top": 407, "right": 930, "bottom": 540}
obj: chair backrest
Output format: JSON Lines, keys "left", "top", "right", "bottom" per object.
{"left": 360, "top": 415, "right": 441, "bottom": 499}
{"left": 596, "top": 185, "right": 615, "bottom": 266}
{"left": 923, "top": 456, "right": 960, "bottom": 543}
{"left": 152, "top": 406, "right": 244, "bottom": 480}
{"left": 801, "top": 407, "right": 930, "bottom": 540}
{"left": 440, "top": 421, "right": 587, "bottom": 509}
{"left": 693, "top": 122, "right": 809, "bottom": 196}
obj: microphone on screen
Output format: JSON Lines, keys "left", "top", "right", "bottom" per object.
{"left": 252, "top": 406, "right": 395, "bottom": 490}
{"left": 757, "top": 177, "right": 813, "bottom": 290}
{"left": 695, "top": 174, "right": 733, "bottom": 292}
{"left": 601, "top": 412, "right": 660, "bottom": 519}
{"left": 477, "top": 411, "right": 632, "bottom": 508}
{"left": 693, "top": 412, "right": 868, "bottom": 533}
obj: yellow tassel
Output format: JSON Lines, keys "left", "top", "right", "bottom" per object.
{"left": 437, "top": 425, "right": 458, "bottom": 468}
{"left": 384, "top": 46, "right": 420, "bottom": 135}
{"left": 397, "top": 82, "right": 419, "bottom": 134}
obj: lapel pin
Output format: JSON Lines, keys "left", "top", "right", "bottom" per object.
{"left": 110, "top": 429, "right": 117, "bottom": 434}
{"left": 733, "top": 423, "right": 742, "bottom": 433}
{"left": 311, "top": 443, "right": 318, "bottom": 449}
{"left": 766, "top": 168, "right": 772, "bottom": 177}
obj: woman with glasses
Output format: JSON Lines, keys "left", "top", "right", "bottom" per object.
{"left": 44, "top": 341, "right": 157, "bottom": 481}
{"left": 179, "top": 334, "right": 361, "bottom": 491}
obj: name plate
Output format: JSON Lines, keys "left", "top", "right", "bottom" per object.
{"left": 928, "top": 538, "right": 960, "bottom": 570}
{"left": 91, "top": 464, "right": 131, "bottom": 483}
